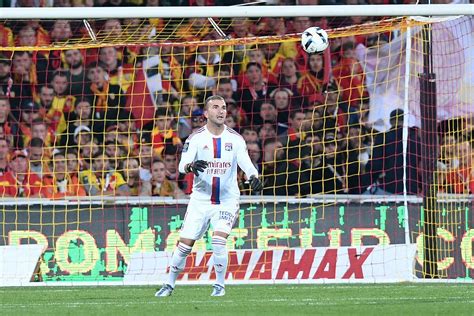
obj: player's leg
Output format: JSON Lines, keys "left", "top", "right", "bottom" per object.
{"left": 166, "top": 237, "right": 195, "bottom": 288}
{"left": 155, "top": 237, "right": 194, "bottom": 297}
{"left": 209, "top": 201, "right": 239, "bottom": 297}
{"left": 210, "top": 230, "right": 229, "bottom": 297}
{"left": 156, "top": 200, "right": 208, "bottom": 297}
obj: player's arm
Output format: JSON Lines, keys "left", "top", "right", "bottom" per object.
{"left": 178, "top": 137, "right": 208, "bottom": 176}
{"left": 236, "top": 139, "right": 262, "bottom": 192}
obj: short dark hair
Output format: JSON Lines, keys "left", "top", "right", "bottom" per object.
{"left": 65, "top": 149, "right": 78, "bottom": 157}
{"left": 93, "top": 151, "right": 109, "bottom": 159}
{"left": 214, "top": 64, "right": 231, "bottom": 74}
{"left": 50, "top": 70, "right": 68, "bottom": 82}
{"left": 13, "top": 51, "right": 30, "bottom": 58}
{"left": 259, "top": 122, "right": 277, "bottom": 135}
{"left": 99, "top": 46, "right": 117, "bottom": 53}
{"left": 40, "top": 84, "right": 54, "bottom": 92}
{"left": 246, "top": 62, "right": 262, "bottom": 71}
{"left": 181, "top": 94, "right": 196, "bottom": 104}
{"left": 290, "top": 109, "right": 305, "bottom": 119}
{"left": 163, "top": 145, "right": 179, "bottom": 156}
{"left": 29, "top": 137, "right": 44, "bottom": 148}
{"left": 216, "top": 78, "right": 232, "bottom": 86}
{"left": 31, "top": 118, "right": 47, "bottom": 127}
{"left": 246, "top": 141, "right": 260, "bottom": 148}
{"left": 75, "top": 97, "right": 91, "bottom": 107}
{"left": 241, "top": 126, "right": 258, "bottom": 134}
{"left": 342, "top": 41, "right": 356, "bottom": 52}
{"left": 155, "top": 106, "right": 173, "bottom": 118}
{"left": 262, "top": 137, "right": 281, "bottom": 149}
{"left": 87, "top": 61, "right": 105, "bottom": 71}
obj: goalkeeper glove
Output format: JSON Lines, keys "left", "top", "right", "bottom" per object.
{"left": 185, "top": 160, "right": 208, "bottom": 176}
{"left": 249, "top": 175, "right": 263, "bottom": 192}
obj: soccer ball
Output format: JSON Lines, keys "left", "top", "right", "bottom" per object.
{"left": 301, "top": 27, "right": 329, "bottom": 54}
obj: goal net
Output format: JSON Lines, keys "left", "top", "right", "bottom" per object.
{"left": 0, "top": 7, "right": 472, "bottom": 285}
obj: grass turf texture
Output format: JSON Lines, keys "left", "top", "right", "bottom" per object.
{"left": 1, "top": 284, "right": 473, "bottom": 315}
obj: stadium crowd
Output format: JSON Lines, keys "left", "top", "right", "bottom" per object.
{"left": 0, "top": 2, "right": 471, "bottom": 198}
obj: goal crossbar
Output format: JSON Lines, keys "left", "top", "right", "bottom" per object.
{"left": 0, "top": 4, "right": 472, "bottom": 19}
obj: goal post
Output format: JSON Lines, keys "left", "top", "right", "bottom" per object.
{"left": 0, "top": 4, "right": 472, "bottom": 19}
{"left": 0, "top": 5, "right": 473, "bottom": 286}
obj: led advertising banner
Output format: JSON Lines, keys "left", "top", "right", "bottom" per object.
{"left": 0, "top": 201, "right": 472, "bottom": 281}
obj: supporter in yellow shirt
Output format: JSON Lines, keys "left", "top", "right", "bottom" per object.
{"left": 79, "top": 152, "right": 129, "bottom": 196}
{"left": 46, "top": 71, "right": 76, "bottom": 134}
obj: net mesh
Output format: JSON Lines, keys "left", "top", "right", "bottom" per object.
{"left": 0, "top": 14, "right": 472, "bottom": 283}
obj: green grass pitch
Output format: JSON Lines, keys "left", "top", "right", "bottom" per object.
{"left": 1, "top": 284, "right": 473, "bottom": 315}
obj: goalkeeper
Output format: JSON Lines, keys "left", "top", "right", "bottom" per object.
{"left": 155, "top": 95, "right": 262, "bottom": 297}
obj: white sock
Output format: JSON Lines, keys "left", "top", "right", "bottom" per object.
{"left": 167, "top": 242, "right": 192, "bottom": 288}
{"left": 212, "top": 236, "right": 228, "bottom": 287}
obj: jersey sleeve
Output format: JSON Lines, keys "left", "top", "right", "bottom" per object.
{"left": 236, "top": 137, "right": 258, "bottom": 179}
{"left": 178, "top": 136, "right": 198, "bottom": 174}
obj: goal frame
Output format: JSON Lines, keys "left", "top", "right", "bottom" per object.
{"left": 0, "top": 4, "right": 472, "bottom": 286}
{"left": 0, "top": 4, "right": 472, "bottom": 19}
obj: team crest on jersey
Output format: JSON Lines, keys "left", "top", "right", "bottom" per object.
{"left": 203, "top": 145, "right": 209, "bottom": 150}
{"left": 182, "top": 143, "right": 189, "bottom": 152}
{"left": 225, "top": 143, "right": 233, "bottom": 151}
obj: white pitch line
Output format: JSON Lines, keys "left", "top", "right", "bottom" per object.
{"left": 2, "top": 296, "right": 472, "bottom": 309}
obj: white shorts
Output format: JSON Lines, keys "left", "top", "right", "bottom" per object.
{"left": 179, "top": 199, "right": 240, "bottom": 240}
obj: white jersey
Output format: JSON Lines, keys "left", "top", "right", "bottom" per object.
{"left": 179, "top": 125, "right": 258, "bottom": 204}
